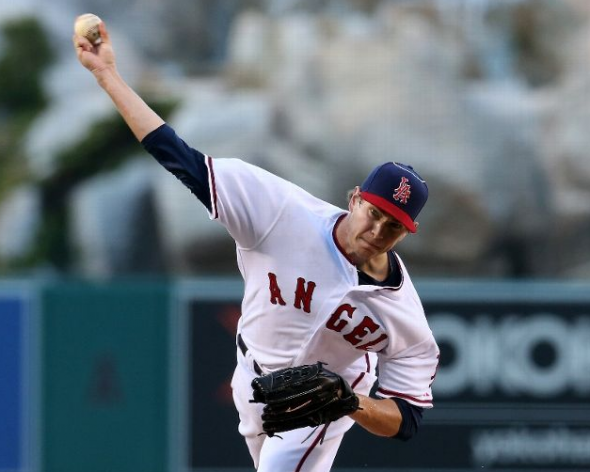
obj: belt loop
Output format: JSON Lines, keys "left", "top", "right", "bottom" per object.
{"left": 237, "top": 334, "right": 263, "bottom": 375}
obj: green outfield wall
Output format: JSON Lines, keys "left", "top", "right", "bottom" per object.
{"left": 40, "top": 280, "right": 170, "bottom": 472}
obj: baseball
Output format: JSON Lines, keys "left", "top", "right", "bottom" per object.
{"left": 74, "top": 13, "right": 102, "bottom": 45}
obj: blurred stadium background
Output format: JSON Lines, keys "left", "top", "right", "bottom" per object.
{"left": 0, "top": 0, "right": 589, "bottom": 471}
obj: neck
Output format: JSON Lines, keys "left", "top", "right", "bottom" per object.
{"left": 358, "top": 253, "right": 390, "bottom": 282}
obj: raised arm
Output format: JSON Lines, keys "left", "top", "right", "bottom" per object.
{"left": 73, "top": 20, "right": 164, "bottom": 141}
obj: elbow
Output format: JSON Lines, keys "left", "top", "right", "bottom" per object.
{"left": 392, "top": 421, "right": 420, "bottom": 442}
{"left": 393, "top": 426, "right": 419, "bottom": 442}
{"left": 391, "top": 397, "right": 424, "bottom": 441}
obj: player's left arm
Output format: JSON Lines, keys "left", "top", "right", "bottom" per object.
{"left": 356, "top": 331, "right": 438, "bottom": 439}
{"left": 351, "top": 395, "right": 423, "bottom": 439}
{"left": 351, "top": 394, "right": 402, "bottom": 437}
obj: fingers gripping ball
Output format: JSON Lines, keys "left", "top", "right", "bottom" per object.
{"left": 250, "top": 362, "right": 360, "bottom": 437}
{"left": 74, "top": 13, "right": 102, "bottom": 45}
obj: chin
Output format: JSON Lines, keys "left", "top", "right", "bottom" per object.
{"left": 357, "top": 247, "right": 379, "bottom": 262}
{"left": 365, "top": 244, "right": 383, "bottom": 256}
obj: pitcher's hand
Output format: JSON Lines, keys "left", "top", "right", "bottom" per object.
{"left": 73, "top": 22, "right": 116, "bottom": 76}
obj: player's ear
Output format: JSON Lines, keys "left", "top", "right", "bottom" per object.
{"left": 348, "top": 187, "right": 361, "bottom": 211}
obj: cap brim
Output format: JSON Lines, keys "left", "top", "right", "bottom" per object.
{"left": 361, "top": 192, "right": 417, "bottom": 233}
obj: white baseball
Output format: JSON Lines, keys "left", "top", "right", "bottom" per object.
{"left": 74, "top": 13, "right": 102, "bottom": 45}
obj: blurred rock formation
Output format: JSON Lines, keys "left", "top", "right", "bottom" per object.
{"left": 0, "top": 0, "right": 589, "bottom": 279}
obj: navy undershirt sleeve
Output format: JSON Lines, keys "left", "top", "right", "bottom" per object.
{"left": 141, "top": 123, "right": 212, "bottom": 211}
{"left": 392, "top": 397, "right": 424, "bottom": 441}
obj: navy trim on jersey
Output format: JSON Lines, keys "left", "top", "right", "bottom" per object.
{"left": 392, "top": 397, "right": 424, "bottom": 441}
{"left": 206, "top": 155, "right": 219, "bottom": 219}
{"left": 357, "top": 251, "right": 402, "bottom": 288}
{"left": 141, "top": 123, "right": 212, "bottom": 211}
{"left": 377, "top": 387, "right": 433, "bottom": 406}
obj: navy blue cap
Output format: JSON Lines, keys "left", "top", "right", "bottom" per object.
{"left": 360, "top": 162, "right": 428, "bottom": 233}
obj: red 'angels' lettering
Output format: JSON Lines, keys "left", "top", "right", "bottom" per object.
{"left": 326, "top": 304, "right": 355, "bottom": 331}
{"left": 267, "top": 273, "right": 317, "bottom": 313}
{"left": 326, "top": 303, "right": 388, "bottom": 351}
{"left": 268, "top": 272, "right": 287, "bottom": 306}
{"left": 294, "top": 277, "right": 316, "bottom": 313}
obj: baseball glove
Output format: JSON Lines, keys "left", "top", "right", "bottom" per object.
{"left": 250, "top": 362, "right": 360, "bottom": 437}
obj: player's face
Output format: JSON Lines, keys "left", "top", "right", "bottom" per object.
{"left": 345, "top": 191, "right": 409, "bottom": 264}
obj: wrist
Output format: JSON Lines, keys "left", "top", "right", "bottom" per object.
{"left": 93, "top": 66, "right": 119, "bottom": 87}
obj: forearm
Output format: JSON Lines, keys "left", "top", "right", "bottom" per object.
{"left": 350, "top": 394, "right": 402, "bottom": 437}
{"left": 94, "top": 67, "right": 165, "bottom": 142}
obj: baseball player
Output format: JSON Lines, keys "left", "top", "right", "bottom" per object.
{"left": 74, "top": 22, "right": 439, "bottom": 472}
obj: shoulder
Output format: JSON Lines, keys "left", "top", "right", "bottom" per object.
{"left": 355, "top": 275, "right": 430, "bottom": 334}
{"left": 210, "top": 158, "right": 296, "bottom": 209}
{"left": 212, "top": 158, "right": 329, "bottom": 205}
{"left": 211, "top": 157, "right": 284, "bottom": 182}
{"left": 389, "top": 253, "right": 421, "bottom": 300}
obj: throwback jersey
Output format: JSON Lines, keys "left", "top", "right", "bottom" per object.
{"left": 206, "top": 157, "right": 439, "bottom": 408}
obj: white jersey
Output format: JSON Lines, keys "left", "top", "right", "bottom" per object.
{"left": 206, "top": 157, "right": 439, "bottom": 408}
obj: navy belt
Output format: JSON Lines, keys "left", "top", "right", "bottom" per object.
{"left": 237, "top": 334, "right": 263, "bottom": 375}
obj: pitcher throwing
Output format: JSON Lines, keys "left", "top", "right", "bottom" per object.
{"left": 74, "top": 19, "right": 439, "bottom": 472}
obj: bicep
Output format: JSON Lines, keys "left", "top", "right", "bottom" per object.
{"left": 376, "top": 337, "right": 439, "bottom": 409}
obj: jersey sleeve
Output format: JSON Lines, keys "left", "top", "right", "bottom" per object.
{"left": 141, "top": 124, "right": 212, "bottom": 211}
{"left": 376, "top": 334, "right": 439, "bottom": 409}
{"left": 207, "top": 157, "right": 294, "bottom": 250}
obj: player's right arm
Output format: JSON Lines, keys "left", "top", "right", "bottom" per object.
{"left": 73, "top": 21, "right": 164, "bottom": 141}
{"left": 73, "top": 20, "right": 211, "bottom": 209}
{"left": 74, "top": 19, "right": 293, "bottom": 248}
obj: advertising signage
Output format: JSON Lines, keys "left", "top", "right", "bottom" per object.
{"left": 178, "top": 280, "right": 590, "bottom": 471}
